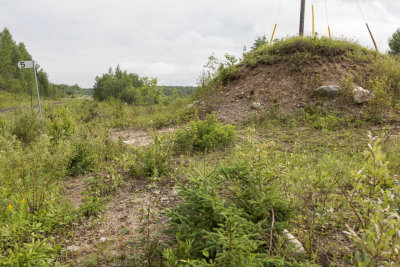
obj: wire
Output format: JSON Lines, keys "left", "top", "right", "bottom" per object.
{"left": 324, "top": 0, "right": 330, "bottom": 26}
{"left": 262, "top": 0, "right": 277, "bottom": 36}
{"left": 274, "top": 0, "right": 284, "bottom": 26}
{"left": 355, "top": 0, "right": 367, "bottom": 23}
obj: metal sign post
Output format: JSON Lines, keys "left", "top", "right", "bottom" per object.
{"left": 18, "top": 60, "right": 42, "bottom": 118}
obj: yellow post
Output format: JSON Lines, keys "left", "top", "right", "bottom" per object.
{"left": 312, "top": 5, "right": 315, "bottom": 38}
{"left": 270, "top": 24, "right": 277, "bottom": 45}
{"left": 328, "top": 26, "right": 331, "bottom": 40}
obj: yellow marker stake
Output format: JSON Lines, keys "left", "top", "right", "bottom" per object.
{"left": 328, "top": 26, "right": 332, "bottom": 40}
{"left": 270, "top": 24, "right": 277, "bottom": 45}
{"left": 312, "top": 5, "right": 315, "bottom": 38}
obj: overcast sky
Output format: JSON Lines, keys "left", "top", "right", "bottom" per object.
{"left": 1, "top": 0, "right": 399, "bottom": 88}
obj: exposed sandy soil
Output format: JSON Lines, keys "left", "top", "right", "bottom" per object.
{"left": 63, "top": 175, "right": 89, "bottom": 209}
{"left": 64, "top": 177, "right": 177, "bottom": 266}
{"left": 62, "top": 127, "right": 178, "bottom": 266}
{"left": 210, "top": 58, "right": 368, "bottom": 123}
{"left": 111, "top": 127, "right": 175, "bottom": 146}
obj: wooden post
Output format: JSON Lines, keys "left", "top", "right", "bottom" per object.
{"left": 328, "top": 26, "right": 332, "bottom": 40}
{"left": 312, "top": 5, "right": 315, "bottom": 38}
{"left": 270, "top": 24, "right": 277, "bottom": 45}
{"left": 366, "top": 23, "right": 378, "bottom": 51}
{"left": 299, "top": 0, "right": 306, "bottom": 36}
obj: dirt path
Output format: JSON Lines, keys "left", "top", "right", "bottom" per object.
{"left": 64, "top": 177, "right": 177, "bottom": 266}
{"left": 62, "top": 127, "right": 178, "bottom": 266}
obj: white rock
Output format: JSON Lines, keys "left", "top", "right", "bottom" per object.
{"left": 251, "top": 101, "right": 261, "bottom": 110}
{"left": 353, "top": 86, "right": 373, "bottom": 104}
{"left": 99, "top": 237, "right": 107, "bottom": 243}
{"left": 67, "top": 245, "right": 80, "bottom": 252}
{"left": 283, "top": 229, "right": 305, "bottom": 253}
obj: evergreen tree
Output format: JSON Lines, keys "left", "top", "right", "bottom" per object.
{"left": 0, "top": 28, "right": 62, "bottom": 98}
{"left": 389, "top": 28, "right": 400, "bottom": 55}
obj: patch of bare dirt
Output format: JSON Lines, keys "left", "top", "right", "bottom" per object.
{"left": 64, "top": 178, "right": 178, "bottom": 266}
{"left": 63, "top": 175, "right": 89, "bottom": 209}
{"left": 210, "top": 58, "right": 368, "bottom": 123}
{"left": 112, "top": 127, "right": 175, "bottom": 146}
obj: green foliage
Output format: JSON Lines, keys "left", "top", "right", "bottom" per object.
{"left": 339, "top": 74, "right": 355, "bottom": 102}
{"left": 173, "top": 115, "right": 236, "bottom": 153}
{"left": 251, "top": 36, "right": 268, "bottom": 50}
{"left": 389, "top": 28, "right": 400, "bottom": 55}
{"left": 129, "top": 135, "right": 173, "bottom": 178}
{"left": 10, "top": 112, "right": 42, "bottom": 145}
{"left": 167, "top": 143, "right": 297, "bottom": 265}
{"left": 57, "top": 83, "right": 86, "bottom": 97}
{"left": 0, "top": 28, "right": 64, "bottom": 98}
{"left": 93, "top": 65, "right": 166, "bottom": 105}
{"left": 68, "top": 140, "right": 93, "bottom": 176}
{"left": 344, "top": 133, "right": 400, "bottom": 265}
{"left": 364, "top": 76, "right": 393, "bottom": 122}
{"left": 48, "top": 107, "right": 75, "bottom": 143}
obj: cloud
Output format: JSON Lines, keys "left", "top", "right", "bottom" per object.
{"left": 1, "top": 0, "right": 399, "bottom": 87}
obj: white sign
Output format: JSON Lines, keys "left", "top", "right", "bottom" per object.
{"left": 18, "top": 61, "right": 34, "bottom": 69}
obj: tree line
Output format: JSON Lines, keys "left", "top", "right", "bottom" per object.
{"left": 93, "top": 65, "right": 195, "bottom": 105}
{"left": 0, "top": 28, "right": 65, "bottom": 98}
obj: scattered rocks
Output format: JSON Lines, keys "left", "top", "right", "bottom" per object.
{"left": 251, "top": 101, "right": 261, "bottom": 110}
{"left": 353, "top": 86, "right": 373, "bottom": 104}
{"left": 67, "top": 245, "right": 80, "bottom": 252}
{"left": 314, "top": 85, "right": 340, "bottom": 98}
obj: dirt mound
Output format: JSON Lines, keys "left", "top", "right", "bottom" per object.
{"left": 212, "top": 57, "right": 368, "bottom": 123}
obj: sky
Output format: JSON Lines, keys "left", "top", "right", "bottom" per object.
{"left": 1, "top": 0, "right": 399, "bottom": 88}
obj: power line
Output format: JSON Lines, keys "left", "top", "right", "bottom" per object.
{"left": 274, "top": 0, "right": 284, "bottom": 26}
{"left": 355, "top": 0, "right": 367, "bottom": 22}
{"left": 262, "top": 0, "right": 278, "bottom": 36}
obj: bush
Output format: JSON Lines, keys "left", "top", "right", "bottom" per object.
{"left": 344, "top": 133, "right": 400, "bottom": 265}
{"left": 173, "top": 115, "right": 236, "bottom": 153}
{"left": 166, "top": 143, "right": 296, "bottom": 265}
{"left": 10, "top": 112, "right": 42, "bottom": 145}
{"left": 68, "top": 140, "right": 93, "bottom": 176}
{"left": 48, "top": 107, "right": 75, "bottom": 143}
{"left": 129, "top": 135, "right": 173, "bottom": 178}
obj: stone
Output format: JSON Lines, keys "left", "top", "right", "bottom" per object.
{"left": 283, "top": 229, "right": 305, "bottom": 253}
{"left": 251, "top": 101, "right": 261, "bottom": 110}
{"left": 353, "top": 86, "right": 373, "bottom": 104}
{"left": 314, "top": 85, "right": 340, "bottom": 98}
{"left": 67, "top": 245, "right": 80, "bottom": 252}
{"left": 99, "top": 237, "right": 107, "bottom": 243}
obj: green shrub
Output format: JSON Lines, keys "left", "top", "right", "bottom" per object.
{"left": 173, "top": 115, "right": 236, "bottom": 153}
{"left": 166, "top": 143, "right": 297, "bottom": 265}
{"left": 48, "top": 107, "right": 75, "bottom": 143}
{"left": 10, "top": 112, "right": 42, "bottom": 145}
{"left": 68, "top": 140, "right": 93, "bottom": 176}
{"left": 363, "top": 76, "right": 393, "bottom": 123}
{"left": 129, "top": 135, "right": 173, "bottom": 178}
{"left": 344, "top": 133, "right": 400, "bottom": 265}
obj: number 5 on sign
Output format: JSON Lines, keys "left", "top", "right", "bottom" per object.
{"left": 18, "top": 61, "right": 34, "bottom": 69}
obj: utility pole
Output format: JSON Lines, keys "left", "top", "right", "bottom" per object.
{"left": 299, "top": 0, "right": 306, "bottom": 36}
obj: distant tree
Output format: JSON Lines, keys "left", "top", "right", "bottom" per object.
{"left": 93, "top": 66, "right": 162, "bottom": 105}
{"left": 389, "top": 28, "right": 400, "bottom": 55}
{"left": 0, "top": 27, "right": 62, "bottom": 98}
